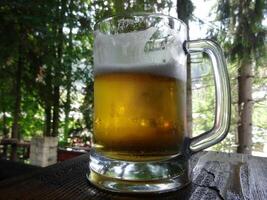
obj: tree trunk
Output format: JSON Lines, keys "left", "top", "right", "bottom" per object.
{"left": 44, "top": 66, "right": 52, "bottom": 137}
{"left": 2, "top": 109, "right": 8, "bottom": 159}
{"left": 11, "top": 44, "right": 23, "bottom": 161}
{"left": 83, "top": 80, "right": 93, "bottom": 130}
{"left": 2, "top": 109, "right": 8, "bottom": 137}
{"left": 44, "top": 104, "right": 52, "bottom": 136}
{"left": 52, "top": 0, "right": 66, "bottom": 137}
{"left": 177, "top": 0, "right": 193, "bottom": 137}
{"left": 237, "top": 57, "right": 253, "bottom": 154}
{"left": 63, "top": 0, "right": 73, "bottom": 141}
{"left": 63, "top": 61, "right": 72, "bottom": 140}
{"left": 63, "top": 84, "right": 71, "bottom": 140}
{"left": 52, "top": 87, "right": 60, "bottom": 137}
{"left": 186, "top": 55, "right": 192, "bottom": 137}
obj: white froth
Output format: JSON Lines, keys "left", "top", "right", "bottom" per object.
{"left": 94, "top": 27, "right": 157, "bottom": 65}
{"left": 94, "top": 26, "right": 187, "bottom": 81}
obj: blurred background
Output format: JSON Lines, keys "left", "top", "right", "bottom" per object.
{"left": 0, "top": 0, "right": 266, "bottom": 166}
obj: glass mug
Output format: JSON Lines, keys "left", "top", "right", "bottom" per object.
{"left": 88, "top": 13, "right": 230, "bottom": 193}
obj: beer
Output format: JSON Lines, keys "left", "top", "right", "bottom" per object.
{"left": 94, "top": 67, "right": 186, "bottom": 161}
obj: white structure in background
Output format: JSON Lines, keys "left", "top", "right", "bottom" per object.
{"left": 30, "top": 137, "right": 58, "bottom": 167}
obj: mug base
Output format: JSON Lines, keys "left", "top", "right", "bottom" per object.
{"left": 88, "top": 149, "right": 191, "bottom": 193}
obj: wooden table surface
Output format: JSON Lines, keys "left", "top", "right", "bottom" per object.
{"left": 0, "top": 151, "right": 266, "bottom": 200}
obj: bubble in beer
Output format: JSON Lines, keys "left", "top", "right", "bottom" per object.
{"left": 94, "top": 72, "right": 186, "bottom": 161}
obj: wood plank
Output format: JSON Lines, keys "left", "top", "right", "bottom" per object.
{"left": 246, "top": 156, "right": 267, "bottom": 200}
{"left": 191, "top": 151, "right": 267, "bottom": 200}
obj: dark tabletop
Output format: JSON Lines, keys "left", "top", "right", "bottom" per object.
{"left": 0, "top": 151, "right": 266, "bottom": 200}
{"left": 0, "top": 159, "right": 40, "bottom": 181}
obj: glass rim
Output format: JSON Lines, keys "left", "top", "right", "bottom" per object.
{"left": 94, "top": 12, "right": 187, "bottom": 32}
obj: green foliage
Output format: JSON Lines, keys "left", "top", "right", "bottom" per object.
{"left": 252, "top": 56, "right": 267, "bottom": 152}
{"left": 216, "top": 0, "right": 266, "bottom": 62}
{"left": 191, "top": 56, "right": 241, "bottom": 153}
{"left": 204, "top": 0, "right": 267, "bottom": 153}
{"left": 177, "top": 0, "right": 194, "bottom": 23}
{"left": 192, "top": 57, "right": 215, "bottom": 135}
{"left": 0, "top": 0, "right": 173, "bottom": 144}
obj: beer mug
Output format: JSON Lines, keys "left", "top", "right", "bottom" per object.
{"left": 88, "top": 13, "right": 230, "bottom": 193}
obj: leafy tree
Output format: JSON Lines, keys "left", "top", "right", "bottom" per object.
{"left": 215, "top": 0, "right": 266, "bottom": 153}
{"left": 0, "top": 0, "right": 215, "bottom": 161}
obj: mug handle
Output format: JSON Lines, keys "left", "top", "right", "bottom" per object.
{"left": 185, "top": 39, "right": 231, "bottom": 153}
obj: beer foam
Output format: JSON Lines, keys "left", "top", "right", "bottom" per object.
{"left": 94, "top": 27, "right": 187, "bottom": 80}
{"left": 94, "top": 62, "right": 186, "bottom": 81}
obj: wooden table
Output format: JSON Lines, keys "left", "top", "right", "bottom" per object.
{"left": 0, "top": 151, "right": 266, "bottom": 200}
{"left": 0, "top": 159, "right": 40, "bottom": 181}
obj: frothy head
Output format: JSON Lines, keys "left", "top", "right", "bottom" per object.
{"left": 94, "top": 16, "right": 187, "bottom": 81}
